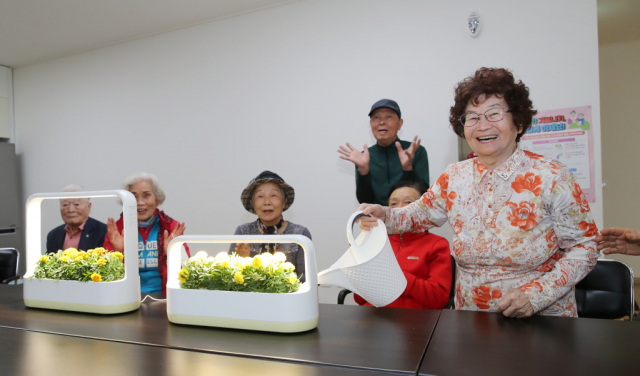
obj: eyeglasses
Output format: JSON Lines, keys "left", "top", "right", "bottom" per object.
{"left": 460, "top": 105, "right": 510, "bottom": 127}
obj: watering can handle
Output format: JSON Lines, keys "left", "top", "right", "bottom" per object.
{"left": 346, "top": 211, "right": 372, "bottom": 262}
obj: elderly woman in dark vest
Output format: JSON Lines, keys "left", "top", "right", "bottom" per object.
{"left": 230, "top": 171, "right": 311, "bottom": 282}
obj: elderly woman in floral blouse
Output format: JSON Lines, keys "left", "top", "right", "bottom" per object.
{"left": 359, "top": 67, "right": 598, "bottom": 318}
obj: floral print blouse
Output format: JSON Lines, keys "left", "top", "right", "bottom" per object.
{"left": 385, "top": 147, "right": 598, "bottom": 317}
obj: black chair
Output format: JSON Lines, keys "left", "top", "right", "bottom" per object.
{"left": 575, "top": 259, "right": 635, "bottom": 320}
{"left": 337, "top": 255, "right": 457, "bottom": 307}
{"left": 445, "top": 255, "right": 456, "bottom": 309}
{"left": 0, "top": 248, "right": 20, "bottom": 284}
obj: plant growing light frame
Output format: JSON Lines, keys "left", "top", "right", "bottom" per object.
{"left": 23, "top": 190, "right": 140, "bottom": 314}
{"left": 166, "top": 234, "right": 318, "bottom": 333}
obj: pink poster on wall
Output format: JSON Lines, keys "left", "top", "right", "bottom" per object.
{"left": 519, "top": 105, "right": 595, "bottom": 202}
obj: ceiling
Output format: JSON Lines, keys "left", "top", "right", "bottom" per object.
{"left": 0, "top": 0, "right": 638, "bottom": 68}
{"left": 0, "top": 0, "right": 298, "bottom": 68}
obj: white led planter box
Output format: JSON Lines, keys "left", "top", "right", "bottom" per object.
{"left": 166, "top": 235, "right": 318, "bottom": 333}
{"left": 23, "top": 190, "right": 140, "bottom": 314}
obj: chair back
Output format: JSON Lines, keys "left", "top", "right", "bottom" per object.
{"left": 446, "top": 256, "right": 456, "bottom": 309}
{"left": 0, "top": 248, "right": 19, "bottom": 283}
{"left": 575, "top": 259, "right": 635, "bottom": 320}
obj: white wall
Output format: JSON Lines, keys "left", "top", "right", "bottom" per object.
{"left": 13, "top": 0, "right": 603, "bottom": 303}
{"left": 599, "top": 39, "right": 640, "bottom": 275}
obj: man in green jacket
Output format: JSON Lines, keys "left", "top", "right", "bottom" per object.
{"left": 338, "top": 99, "right": 430, "bottom": 205}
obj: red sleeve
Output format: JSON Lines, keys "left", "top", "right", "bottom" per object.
{"left": 402, "top": 238, "right": 452, "bottom": 309}
{"left": 168, "top": 220, "right": 190, "bottom": 257}
{"left": 353, "top": 293, "right": 367, "bottom": 306}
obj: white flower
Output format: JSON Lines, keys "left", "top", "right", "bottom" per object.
{"left": 273, "top": 252, "right": 287, "bottom": 263}
{"left": 215, "top": 252, "right": 230, "bottom": 261}
{"left": 259, "top": 252, "right": 273, "bottom": 266}
{"left": 189, "top": 250, "right": 209, "bottom": 263}
{"left": 280, "top": 262, "right": 295, "bottom": 271}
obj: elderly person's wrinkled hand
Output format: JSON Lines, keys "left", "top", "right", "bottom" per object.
{"left": 106, "top": 218, "right": 124, "bottom": 253}
{"left": 395, "top": 135, "right": 421, "bottom": 171}
{"left": 496, "top": 288, "right": 534, "bottom": 318}
{"left": 356, "top": 203, "right": 387, "bottom": 231}
{"left": 235, "top": 243, "right": 251, "bottom": 257}
{"left": 163, "top": 222, "right": 186, "bottom": 253}
{"left": 338, "top": 142, "right": 370, "bottom": 175}
{"left": 596, "top": 227, "right": 640, "bottom": 256}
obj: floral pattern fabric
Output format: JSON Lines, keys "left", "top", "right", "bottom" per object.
{"left": 385, "top": 147, "right": 598, "bottom": 317}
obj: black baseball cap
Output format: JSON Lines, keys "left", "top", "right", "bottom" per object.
{"left": 368, "top": 99, "right": 401, "bottom": 118}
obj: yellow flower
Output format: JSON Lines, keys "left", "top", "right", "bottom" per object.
{"left": 59, "top": 256, "right": 71, "bottom": 263}
{"left": 63, "top": 248, "right": 78, "bottom": 257}
{"left": 288, "top": 274, "right": 297, "bottom": 284}
{"left": 92, "top": 247, "right": 106, "bottom": 255}
{"left": 97, "top": 258, "right": 107, "bottom": 266}
{"left": 74, "top": 256, "right": 84, "bottom": 262}
{"left": 281, "top": 262, "right": 295, "bottom": 271}
{"left": 90, "top": 273, "right": 102, "bottom": 282}
{"left": 252, "top": 255, "right": 263, "bottom": 268}
{"left": 39, "top": 255, "right": 49, "bottom": 263}
{"left": 178, "top": 268, "right": 189, "bottom": 283}
{"left": 220, "top": 260, "right": 230, "bottom": 268}
{"left": 113, "top": 252, "right": 124, "bottom": 260}
{"left": 234, "top": 272, "right": 244, "bottom": 285}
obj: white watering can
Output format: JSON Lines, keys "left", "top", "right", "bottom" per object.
{"left": 318, "top": 211, "right": 406, "bottom": 307}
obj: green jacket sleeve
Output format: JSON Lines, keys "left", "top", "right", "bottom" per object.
{"left": 355, "top": 165, "right": 375, "bottom": 204}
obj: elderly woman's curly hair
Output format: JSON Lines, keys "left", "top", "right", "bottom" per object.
{"left": 449, "top": 67, "right": 537, "bottom": 143}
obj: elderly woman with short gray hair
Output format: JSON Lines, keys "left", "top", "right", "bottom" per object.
{"left": 105, "top": 172, "right": 189, "bottom": 294}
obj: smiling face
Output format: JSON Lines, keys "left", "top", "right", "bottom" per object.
{"left": 370, "top": 108, "right": 403, "bottom": 147}
{"left": 463, "top": 95, "right": 521, "bottom": 169}
{"left": 60, "top": 198, "right": 91, "bottom": 228}
{"left": 388, "top": 187, "right": 421, "bottom": 209}
{"left": 129, "top": 180, "right": 158, "bottom": 221}
{"left": 251, "top": 182, "right": 286, "bottom": 226}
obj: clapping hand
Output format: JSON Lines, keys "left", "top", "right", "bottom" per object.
{"left": 338, "top": 142, "right": 370, "bottom": 175}
{"left": 235, "top": 243, "right": 251, "bottom": 257}
{"left": 596, "top": 227, "right": 640, "bottom": 256}
{"left": 396, "top": 136, "right": 421, "bottom": 171}
{"left": 163, "top": 222, "right": 186, "bottom": 253}
{"left": 106, "top": 218, "right": 125, "bottom": 253}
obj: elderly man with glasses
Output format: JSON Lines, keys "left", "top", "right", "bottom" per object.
{"left": 338, "top": 99, "right": 430, "bottom": 205}
{"left": 46, "top": 184, "right": 107, "bottom": 254}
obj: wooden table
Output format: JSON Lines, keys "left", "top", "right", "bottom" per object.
{"left": 0, "top": 326, "right": 382, "bottom": 376}
{"left": 0, "top": 283, "right": 23, "bottom": 304}
{"left": 0, "top": 285, "right": 438, "bottom": 375}
{"left": 419, "top": 309, "right": 640, "bottom": 376}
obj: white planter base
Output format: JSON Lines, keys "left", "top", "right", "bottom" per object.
{"left": 24, "top": 299, "right": 140, "bottom": 314}
{"left": 23, "top": 277, "right": 140, "bottom": 315}
{"left": 168, "top": 313, "right": 318, "bottom": 333}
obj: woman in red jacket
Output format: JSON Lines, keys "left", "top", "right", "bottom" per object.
{"left": 104, "top": 172, "right": 189, "bottom": 294}
{"left": 355, "top": 180, "right": 452, "bottom": 309}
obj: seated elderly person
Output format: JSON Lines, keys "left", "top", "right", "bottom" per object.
{"left": 230, "top": 171, "right": 311, "bottom": 281}
{"left": 105, "top": 172, "right": 189, "bottom": 294}
{"left": 46, "top": 184, "right": 107, "bottom": 254}
{"left": 354, "top": 180, "right": 452, "bottom": 309}
{"left": 358, "top": 67, "right": 598, "bottom": 318}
